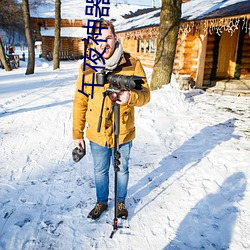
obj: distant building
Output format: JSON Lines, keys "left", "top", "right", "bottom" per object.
{"left": 30, "top": 2, "right": 151, "bottom": 61}
{"left": 31, "top": 17, "right": 86, "bottom": 60}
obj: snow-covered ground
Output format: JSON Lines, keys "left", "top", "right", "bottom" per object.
{"left": 0, "top": 49, "right": 250, "bottom": 250}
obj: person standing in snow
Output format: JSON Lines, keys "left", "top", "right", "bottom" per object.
{"left": 72, "top": 20, "right": 150, "bottom": 220}
{"left": 8, "top": 46, "right": 15, "bottom": 54}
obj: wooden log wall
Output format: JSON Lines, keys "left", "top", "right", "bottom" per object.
{"left": 173, "top": 34, "right": 199, "bottom": 80}
{"left": 41, "top": 37, "right": 53, "bottom": 58}
{"left": 183, "top": 35, "right": 198, "bottom": 79}
{"left": 121, "top": 39, "right": 137, "bottom": 54}
{"left": 134, "top": 53, "right": 155, "bottom": 68}
{"left": 41, "top": 37, "right": 85, "bottom": 59}
{"left": 173, "top": 34, "right": 185, "bottom": 75}
{"left": 120, "top": 31, "right": 200, "bottom": 76}
{"left": 240, "top": 35, "right": 250, "bottom": 79}
{"left": 120, "top": 38, "right": 156, "bottom": 68}
{"left": 73, "top": 39, "right": 85, "bottom": 56}
{"left": 32, "top": 18, "right": 86, "bottom": 29}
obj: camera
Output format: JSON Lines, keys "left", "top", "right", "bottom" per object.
{"left": 96, "top": 70, "right": 144, "bottom": 90}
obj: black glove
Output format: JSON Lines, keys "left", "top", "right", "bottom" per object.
{"left": 72, "top": 146, "right": 86, "bottom": 162}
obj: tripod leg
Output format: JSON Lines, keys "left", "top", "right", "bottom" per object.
{"left": 111, "top": 102, "right": 121, "bottom": 237}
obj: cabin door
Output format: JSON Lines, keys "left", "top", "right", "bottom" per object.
{"left": 216, "top": 30, "right": 239, "bottom": 79}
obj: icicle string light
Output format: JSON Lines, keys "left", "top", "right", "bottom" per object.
{"left": 117, "top": 16, "right": 250, "bottom": 40}
{"left": 179, "top": 16, "right": 250, "bottom": 36}
{"left": 117, "top": 26, "right": 159, "bottom": 40}
{"left": 242, "top": 16, "right": 250, "bottom": 36}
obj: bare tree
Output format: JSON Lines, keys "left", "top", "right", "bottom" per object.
{"left": 0, "top": 0, "right": 24, "bottom": 34}
{"left": 151, "top": 0, "right": 182, "bottom": 90}
{"left": 53, "top": 0, "right": 61, "bottom": 70}
{"left": 22, "top": 0, "right": 35, "bottom": 75}
{"left": 0, "top": 0, "right": 23, "bottom": 71}
{"left": 0, "top": 37, "right": 11, "bottom": 71}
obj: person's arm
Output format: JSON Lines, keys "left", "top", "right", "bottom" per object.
{"left": 128, "top": 60, "right": 150, "bottom": 107}
{"left": 72, "top": 65, "right": 89, "bottom": 148}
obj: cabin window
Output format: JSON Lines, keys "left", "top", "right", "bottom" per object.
{"left": 137, "top": 38, "right": 156, "bottom": 54}
{"left": 150, "top": 38, "right": 155, "bottom": 53}
{"left": 137, "top": 38, "right": 145, "bottom": 53}
{"left": 137, "top": 39, "right": 141, "bottom": 53}
{"left": 146, "top": 38, "right": 150, "bottom": 53}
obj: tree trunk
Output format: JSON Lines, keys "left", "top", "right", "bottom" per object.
{"left": 22, "top": 0, "right": 35, "bottom": 75}
{"left": 151, "top": 0, "right": 182, "bottom": 90}
{"left": 53, "top": 0, "right": 61, "bottom": 70}
{"left": 0, "top": 37, "right": 11, "bottom": 71}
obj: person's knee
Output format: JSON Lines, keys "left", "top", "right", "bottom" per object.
{"left": 118, "top": 163, "right": 129, "bottom": 174}
{"left": 95, "top": 167, "right": 109, "bottom": 176}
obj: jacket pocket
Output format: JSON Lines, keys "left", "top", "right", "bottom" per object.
{"left": 120, "top": 107, "right": 134, "bottom": 133}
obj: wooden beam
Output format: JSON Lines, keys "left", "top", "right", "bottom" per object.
{"left": 195, "top": 33, "right": 208, "bottom": 87}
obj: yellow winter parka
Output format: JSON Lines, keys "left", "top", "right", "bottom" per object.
{"left": 72, "top": 52, "right": 150, "bottom": 148}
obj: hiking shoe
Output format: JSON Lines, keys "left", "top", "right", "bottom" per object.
{"left": 117, "top": 202, "right": 128, "bottom": 219}
{"left": 87, "top": 202, "right": 108, "bottom": 220}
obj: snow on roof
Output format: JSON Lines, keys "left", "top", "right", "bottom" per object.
{"left": 35, "top": 41, "right": 42, "bottom": 45}
{"left": 114, "top": 0, "right": 250, "bottom": 33}
{"left": 40, "top": 27, "right": 87, "bottom": 38}
{"left": 114, "top": 8, "right": 160, "bottom": 33}
{"left": 30, "top": 1, "right": 151, "bottom": 21}
{"left": 182, "top": 0, "right": 250, "bottom": 21}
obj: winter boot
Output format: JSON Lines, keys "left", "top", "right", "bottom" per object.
{"left": 87, "top": 202, "right": 108, "bottom": 220}
{"left": 117, "top": 202, "right": 128, "bottom": 219}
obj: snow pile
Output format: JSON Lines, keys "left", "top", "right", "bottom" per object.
{"left": 146, "top": 82, "right": 192, "bottom": 113}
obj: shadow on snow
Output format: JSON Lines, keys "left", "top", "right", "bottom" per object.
{"left": 0, "top": 100, "right": 73, "bottom": 117}
{"left": 128, "top": 118, "right": 239, "bottom": 213}
{"left": 164, "top": 172, "right": 247, "bottom": 249}
{"left": 127, "top": 118, "right": 244, "bottom": 248}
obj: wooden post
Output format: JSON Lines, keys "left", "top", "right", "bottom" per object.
{"left": 139, "top": 39, "right": 142, "bottom": 53}
{"left": 195, "top": 32, "right": 207, "bottom": 88}
{"left": 144, "top": 38, "right": 146, "bottom": 54}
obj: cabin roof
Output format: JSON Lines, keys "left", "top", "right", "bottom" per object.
{"left": 115, "top": 0, "right": 250, "bottom": 33}
{"left": 182, "top": 0, "right": 250, "bottom": 21}
{"left": 40, "top": 27, "right": 87, "bottom": 38}
{"left": 30, "top": 1, "right": 151, "bottom": 21}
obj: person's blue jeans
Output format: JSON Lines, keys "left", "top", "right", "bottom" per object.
{"left": 90, "top": 140, "right": 132, "bottom": 205}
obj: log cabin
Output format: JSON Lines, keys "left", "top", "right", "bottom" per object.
{"left": 31, "top": 18, "right": 87, "bottom": 60}
{"left": 30, "top": 2, "right": 152, "bottom": 61}
{"left": 30, "top": 0, "right": 250, "bottom": 94}
{"left": 115, "top": 0, "right": 250, "bottom": 93}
